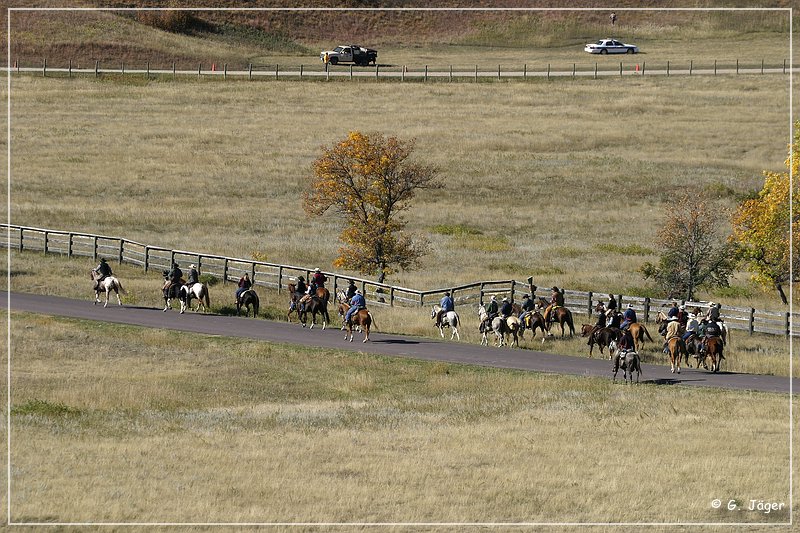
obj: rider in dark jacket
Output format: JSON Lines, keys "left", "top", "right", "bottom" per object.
{"left": 92, "top": 258, "right": 113, "bottom": 290}
{"left": 163, "top": 262, "right": 183, "bottom": 297}
{"left": 187, "top": 264, "right": 199, "bottom": 286}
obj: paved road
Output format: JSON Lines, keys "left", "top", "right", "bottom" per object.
{"left": 4, "top": 292, "right": 793, "bottom": 395}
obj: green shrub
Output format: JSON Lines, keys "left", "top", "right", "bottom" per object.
{"left": 594, "top": 243, "right": 654, "bottom": 256}
{"left": 12, "top": 399, "right": 80, "bottom": 418}
{"left": 431, "top": 224, "right": 483, "bottom": 236}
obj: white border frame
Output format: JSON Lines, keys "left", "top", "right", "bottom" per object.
{"left": 5, "top": 6, "right": 794, "bottom": 528}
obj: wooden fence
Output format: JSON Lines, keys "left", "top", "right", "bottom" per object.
{"left": 3, "top": 224, "right": 797, "bottom": 337}
{"left": 11, "top": 57, "right": 799, "bottom": 82}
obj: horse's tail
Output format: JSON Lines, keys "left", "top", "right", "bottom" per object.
{"left": 203, "top": 287, "right": 210, "bottom": 309}
{"left": 116, "top": 279, "right": 127, "bottom": 295}
{"left": 367, "top": 311, "right": 376, "bottom": 332}
{"left": 642, "top": 324, "right": 654, "bottom": 342}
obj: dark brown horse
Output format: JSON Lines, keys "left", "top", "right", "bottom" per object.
{"left": 543, "top": 305, "right": 575, "bottom": 337}
{"left": 588, "top": 327, "right": 619, "bottom": 357}
{"left": 287, "top": 282, "right": 302, "bottom": 322}
{"left": 299, "top": 295, "right": 329, "bottom": 329}
{"left": 337, "top": 302, "right": 373, "bottom": 342}
{"left": 520, "top": 311, "right": 548, "bottom": 343}
{"left": 236, "top": 288, "right": 259, "bottom": 318}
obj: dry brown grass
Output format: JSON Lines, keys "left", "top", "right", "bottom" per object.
{"left": 7, "top": 313, "right": 793, "bottom": 525}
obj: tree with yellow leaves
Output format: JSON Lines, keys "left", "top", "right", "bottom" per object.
{"left": 304, "top": 131, "right": 441, "bottom": 283}
{"left": 731, "top": 123, "right": 799, "bottom": 304}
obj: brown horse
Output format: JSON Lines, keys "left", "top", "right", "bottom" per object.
{"left": 341, "top": 306, "right": 373, "bottom": 342}
{"left": 543, "top": 305, "right": 575, "bottom": 337}
{"left": 706, "top": 336, "right": 725, "bottom": 372}
{"left": 299, "top": 295, "right": 329, "bottom": 329}
{"left": 521, "top": 311, "right": 548, "bottom": 343}
{"left": 628, "top": 323, "right": 654, "bottom": 352}
{"left": 588, "top": 327, "right": 619, "bottom": 358}
{"left": 666, "top": 337, "right": 687, "bottom": 374}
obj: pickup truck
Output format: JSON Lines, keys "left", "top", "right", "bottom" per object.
{"left": 320, "top": 45, "right": 378, "bottom": 66}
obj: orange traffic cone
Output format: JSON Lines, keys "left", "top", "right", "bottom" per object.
{"left": 635, "top": 64, "right": 640, "bottom": 73}
{"left": 212, "top": 63, "right": 216, "bottom": 72}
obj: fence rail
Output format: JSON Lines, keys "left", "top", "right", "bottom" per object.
{"left": 9, "top": 57, "right": 799, "bottom": 82}
{"left": 3, "top": 224, "right": 797, "bottom": 337}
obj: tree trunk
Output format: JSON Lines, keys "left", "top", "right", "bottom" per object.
{"left": 776, "top": 283, "right": 788, "bottom": 305}
{"left": 377, "top": 270, "right": 386, "bottom": 284}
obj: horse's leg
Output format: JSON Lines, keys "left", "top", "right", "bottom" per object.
{"left": 363, "top": 323, "right": 369, "bottom": 343}
{"left": 103, "top": 289, "right": 110, "bottom": 308}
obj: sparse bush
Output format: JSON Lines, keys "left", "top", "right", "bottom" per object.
{"left": 199, "top": 273, "right": 219, "bottom": 286}
{"left": 136, "top": 10, "right": 199, "bottom": 34}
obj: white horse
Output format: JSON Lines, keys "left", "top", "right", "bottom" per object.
{"left": 178, "top": 283, "right": 210, "bottom": 314}
{"left": 478, "top": 304, "right": 491, "bottom": 346}
{"left": 91, "top": 271, "right": 126, "bottom": 307}
{"left": 491, "top": 315, "right": 520, "bottom": 348}
{"left": 431, "top": 305, "right": 460, "bottom": 341}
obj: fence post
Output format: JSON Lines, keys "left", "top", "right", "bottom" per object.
{"left": 425, "top": 65, "right": 428, "bottom": 82}
{"left": 785, "top": 312, "right": 790, "bottom": 337}
{"left": 736, "top": 59, "right": 739, "bottom": 74}
{"left": 146, "top": 61, "right": 150, "bottom": 79}
{"left": 173, "top": 62, "right": 176, "bottom": 80}
{"left": 524, "top": 63, "right": 527, "bottom": 79}
{"left": 761, "top": 59, "right": 764, "bottom": 75}
{"left": 275, "top": 64, "right": 279, "bottom": 80}
{"left": 95, "top": 60, "right": 99, "bottom": 78}
{"left": 376, "top": 65, "right": 379, "bottom": 80}
{"left": 714, "top": 59, "right": 717, "bottom": 75}
{"left": 783, "top": 58, "right": 786, "bottom": 74}
{"left": 69, "top": 58, "right": 72, "bottom": 78}
{"left": 402, "top": 65, "right": 406, "bottom": 82}
{"left": 689, "top": 59, "right": 692, "bottom": 75}
{"left": 547, "top": 63, "right": 551, "bottom": 80}
{"left": 449, "top": 65, "right": 452, "bottom": 82}
{"left": 510, "top": 280, "right": 516, "bottom": 302}
{"left": 480, "top": 282, "right": 485, "bottom": 305}
{"left": 587, "top": 291, "right": 593, "bottom": 318}
{"left": 68, "top": 233, "right": 74, "bottom": 257}
{"left": 118, "top": 240, "right": 124, "bottom": 264}
{"left": 644, "top": 298, "right": 651, "bottom": 323}
{"left": 19, "top": 229, "right": 23, "bottom": 252}
{"left": 223, "top": 258, "right": 229, "bottom": 284}
{"left": 93, "top": 236, "right": 98, "bottom": 261}
{"left": 619, "top": 61, "right": 622, "bottom": 77}
{"left": 594, "top": 62, "right": 597, "bottom": 79}
{"left": 641, "top": 61, "right": 645, "bottom": 75}
{"left": 350, "top": 64, "right": 353, "bottom": 80}
{"left": 122, "top": 62, "right": 125, "bottom": 76}
{"left": 144, "top": 246, "right": 150, "bottom": 272}
{"left": 300, "top": 64, "right": 303, "bottom": 79}
{"left": 749, "top": 307, "right": 755, "bottom": 335}
{"left": 498, "top": 64, "right": 501, "bottom": 80}
{"left": 43, "top": 231, "right": 49, "bottom": 254}
{"left": 198, "top": 63, "right": 202, "bottom": 79}
{"left": 390, "top": 287, "right": 395, "bottom": 307}
{"left": 572, "top": 63, "right": 575, "bottom": 77}
{"left": 249, "top": 63, "right": 252, "bottom": 80}
{"left": 667, "top": 60, "right": 670, "bottom": 77}
{"left": 475, "top": 65, "right": 478, "bottom": 82}
{"left": 43, "top": 58, "right": 46, "bottom": 77}
{"left": 419, "top": 292, "right": 424, "bottom": 307}
{"left": 224, "top": 63, "right": 228, "bottom": 80}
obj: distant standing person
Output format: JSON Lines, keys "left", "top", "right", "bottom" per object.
{"left": 610, "top": 12, "right": 617, "bottom": 25}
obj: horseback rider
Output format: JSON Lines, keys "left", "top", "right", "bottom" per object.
{"left": 662, "top": 315, "right": 680, "bottom": 354}
{"left": 518, "top": 294, "right": 535, "bottom": 327}
{"left": 486, "top": 295, "right": 499, "bottom": 319}
{"left": 436, "top": 291, "right": 455, "bottom": 328}
{"left": 547, "top": 286, "right": 564, "bottom": 323}
{"left": 605, "top": 307, "right": 621, "bottom": 329}
{"left": 187, "top": 264, "right": 199, "bottom": 287}
{"left": 295, "top": 276, "right": 308, "bottom": 312}
{"left": 620, "top": 303, "right": 637, "bottom": 331}
{"left": 618, "top": 327, "right": 634, "bottom": 354}
{"left": 706, "top": 302, "right": 721, "bottom": 323}
{"left": 586, "top": 301, "right": 607, "bottom": 346}
{"left": 607, "top": 293, "right": 617, "bottom": 313}
{"left": 163, "top": 262, "right": 183, "bottom": 297}
{"left": 345, "top": 279, "right": 358, "bottom": 301}
{"left": 345, "top": 289, "right": 366, "bottom": 325}
{"left": 701, "top": 318, "right": 722, "bottom": 354}
{"left": 236, "top": 273, "right": 252, "bottom": 305}
{"left": 499, "top": 297, "right": 513, "bottom": 318}
{"left": 92, "top": 258, "right": 113, "bottom": 290}
{"left": 667, "top": 301, "right": 679, "bottom": 319}
{"left": 310, "top": 267, "right": 327, "bottom": 294}
{"left": 682, "top": 312, "right": 699, "bottom": 342}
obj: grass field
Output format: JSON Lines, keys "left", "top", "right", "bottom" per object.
{"left": 6, "top": 72, "right": 793, "bottom": 312}
{"left": 6, "top": 311, "right": 793, "bottom": 525}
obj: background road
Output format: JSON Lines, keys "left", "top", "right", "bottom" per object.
{"left": 4, "top": 291, "right": 793, "bottom": 395}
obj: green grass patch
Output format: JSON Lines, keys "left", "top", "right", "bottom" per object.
{"left": 12, "top": 399, "right": 82, "bottom": 418}
{"left": 431, "top": 223, "right": 483, "bottom": 236}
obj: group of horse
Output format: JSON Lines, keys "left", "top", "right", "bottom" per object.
{"left": 285, "top": 284, "right": 374, "bottom": 342}
{"left": 427, "top": 296, "right": 575, "bottom": 349}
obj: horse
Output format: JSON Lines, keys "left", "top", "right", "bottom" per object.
{"left": 491, "top": 315, "right": 520, "bottom": 348}
{"left": 588, "top": 327, "right": 619, "bottom": 358}
{"left": 431, "top": 305, "right": 460, "bottom": 341}
{"left": 90, "top": 270, "right": 126, "bottom": 307}
{"left": 580, "top": 324, "right": 594, "bottom": 337}
{"left": 162, "top": 270, "right": 185, "bottom": 312}
{"left": 478, "top": 305, "right": 492, "bottom": 346}
{"left": 666, "top": 337, "right": 688, "bottom": 374}
{"left": 627, "top": 322, "right": 654, "bottom": 352}
{"left": 609, "top": 340, "right": 642, "bottom": 384}
{"left": 705, "top": 336, "right": 725, "bottom": 373}
{"left": 543, "top": 305, "right": 575, "bottom": 337}
{"left": 178, "top": 283, "right": 210, "bottom": 314}
{"left": 684, "top": 334, "right": 709, "bottom": 370}
{"left": 236, "top": 288, "right": 259, "bottom": 318}
{"left": 287, "top": 282, "right": 300, "bottom": 322}
{"left": 338, "top": 302, "right": 375, "bottom": 342}
{"left": 299, "top": 295, "right": 329, "bottom": 329}
{"left": 520, "top": 311, "right": 548, "bottom": 343}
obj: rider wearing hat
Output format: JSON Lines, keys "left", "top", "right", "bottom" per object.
{"left": 662, "top": 315, "right": 681, "bottom": 353}
{"left": 236, "top": 272, "right": 252, "bottom": 304}
{"left": 295, "top": 276, "right": 308, "bottom": 312}
{"left": 436, "top": 291, "right": 455, "bottom": 328}
{"left": 310, "top": 268, "right": 327, "bottom": 293}
{"left": 345, "top": 279, "right": 358, "bottom": 301}
{"left": 518, "top": 294, "right": 535, "bottom": 326}
{"left": 187, "top": 264, "right": 199, "bottom": 287}
{"left": 345, "top": 289, "right": 366, "bottom": 325}
{"left": 547, "top": 286, "right": 564, "bottom": 323}
{"left": 620, "top": 303, "right": 637, "bottom": 331}
{"left": 486, "top": 295, "right": 499, "bottom": 318}
{"left": 92, "top": 258, "right": 113, "bottom": 290}
{"left": 163, "top": 262, "right": 183, "bottom": 297}
{"left": 499, "top": 297, "right": 513, "bottom": 318}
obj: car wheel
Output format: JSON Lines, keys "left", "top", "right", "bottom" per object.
{"left": 330, "top": 57, "right": 338, "bottom": 65}
{"left": 600, "top": 49, "right": 608, "bottom": 55}
{"left": 627, "top": 48, "right": 635, "bottom": 54}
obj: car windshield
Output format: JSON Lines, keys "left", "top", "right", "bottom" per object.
{"left": 334, "top": 46, "right": 344, "bottom": 53}
{"left": 595, "top": 40, "right": 604, "bottom": 45}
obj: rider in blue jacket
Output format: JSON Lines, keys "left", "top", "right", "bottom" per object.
{"left": 345, "top": 290, "right": 366, "bottom": 325}
{"left": 435, "top": 292, "right": 455, "bottom": 327}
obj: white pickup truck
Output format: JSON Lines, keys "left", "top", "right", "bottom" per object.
{"left": 320, "top": 45, "right": 378, "bottom": 66}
